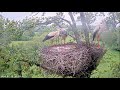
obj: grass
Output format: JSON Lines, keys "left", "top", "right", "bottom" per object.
{"left": 90, "top": 49, "right": 120, "bottom": 78}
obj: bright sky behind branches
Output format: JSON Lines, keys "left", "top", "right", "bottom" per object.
{"left": 0, "top": 12, "right": 109, "bottom": 26}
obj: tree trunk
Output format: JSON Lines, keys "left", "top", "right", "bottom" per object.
{"left": 80, "top": 12, "right": 90, "bottom": 47}
{"left": 68, "top": 12, "right": 81, "bottom": 44}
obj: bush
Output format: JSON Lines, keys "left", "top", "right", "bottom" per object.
{"left": 20, "top": 31, "right": 35, "bottom": 41}
{"left": 0, "top": 40, "right": 61, "bottom": 78}
{"left": 0, "top": 41, "right": 40, "bottom": 77}
{"left": 112, "top": 62, "right": 120, "bottom": 78}
{"left": 101, "top": 29, "right": 120, "bottom": 51}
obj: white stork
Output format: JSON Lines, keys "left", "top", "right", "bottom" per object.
{"left": 93, "top": 20, "right": 107, "bottom": 48}
{"left": 42, "top": 28, "right": 68, "bottom": 45}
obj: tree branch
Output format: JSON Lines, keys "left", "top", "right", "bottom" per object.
{"left": 80, "top": 12, "right": 90, "bottom": 46}
{"left": 57, "top": 17, "right": 72, "bottom": 27}
{"left": 36, "top": 17, "right": 72, "bottom": 28}
{"left": 68, "top": 12, "right": 81, "bottom": 44}
{"left": 68, "top": 12, "right": 77, "bottom": 27}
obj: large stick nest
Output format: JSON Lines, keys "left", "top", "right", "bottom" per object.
{"left": 39, "top": 42, "right": 107, "bottom": 78}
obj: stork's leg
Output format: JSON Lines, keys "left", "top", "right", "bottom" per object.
{"left": 58, "top": 37, "right": 60, "bottom": 44}
{"left": 55, "top": 38, "right": 57, "bottom": 45}
{"left": 51, "top": 39, "right": 53, "bottom": 45}
{"left": 100, "top": 37, "right": 104, "bottom": 48}
{"left": 61, "top": 38, "right": 62, "bottom": 45}
{"left": 56, "top": 38, "right": 58, "bottom": 45}
{"left": 65, "top": 36, "right": 67, "bottom": 44}
{"left": 57, "top": 37, "right": 59, "bottom": 44}
{"left": 51, "top": 40, "right": 52, "bottom": 45}
{"left": 102, "top": 41, "right": 105, "bottom": 48}
{"left": 102, "top": 42, "right": 105, "bottom": 48}
{"left": 97, "top": 35, "right": 100, "bottom": 48}
{"left": 61, "top": 36, "right": 66, "bottom": 45}
{"left": 63, "top": 37, "right": 66, "bottom": 44}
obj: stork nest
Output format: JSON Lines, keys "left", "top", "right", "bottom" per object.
{"left": 39, "top": 42, "right": 107, "bottom": 78}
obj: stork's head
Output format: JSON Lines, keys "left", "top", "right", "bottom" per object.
{"left": 100, "top": 19, "right": 106, "bottom": 25}
{"left": 116, "top": 23, "right": 120, "bottom": 28}
{"left": 99, "top": 19, "right": 107, "bottom": 31}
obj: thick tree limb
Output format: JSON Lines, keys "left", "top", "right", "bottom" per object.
{"left": 80, "top": 12, "right": 90, "bottom": 46}
{"left": 68, "top": 12, "right": 77, "bottom": 27}
{"left": 57, "top": 17, "right": 72, "bottom": 27}
{"left": 36, "top": 17, "right": 72, "bottom": 28}
{"left": 68, "top": 12, "right": 81, "bottom": 44}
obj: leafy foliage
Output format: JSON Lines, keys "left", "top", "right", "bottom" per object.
{"left": 101, "top": 29, "right": 120, "bottom": 51}
{"left": 91, "top": 50, "right": 120, "bottom": 78}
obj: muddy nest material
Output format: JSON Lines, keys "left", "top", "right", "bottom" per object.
{"left": 40, "top": 42, "right": 106, "bottom": 78}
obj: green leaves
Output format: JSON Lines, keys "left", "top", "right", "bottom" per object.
{"left": 91, "top": 50, "right": 120, "bottom": 78}
{"left": 101, "top": 29, "right": 120, "bottom": 51}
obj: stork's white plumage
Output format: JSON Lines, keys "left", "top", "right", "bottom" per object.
{"left": 47, "top": 30, "right": 60, "bottom": 39}
{"left": 116, "top": 23, "right": 120, "bottom": 28}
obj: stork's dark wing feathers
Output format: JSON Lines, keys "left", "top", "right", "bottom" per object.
{"left": 93, "top": 29, "right": 99, "bottom": 41}
{"left": 43, "top": 35, "right": 54, "bottom": 42}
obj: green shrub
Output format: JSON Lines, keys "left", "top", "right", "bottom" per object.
{"left": 101, "top": 29, "right": 120, "bottom": 51}
{"left": 112, "top": 62, "right": 120, "bottom": 78}
{"left": 0, "top": 41, "right": 41, "bottom": 77}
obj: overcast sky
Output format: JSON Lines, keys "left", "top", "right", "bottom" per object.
{"left": 0, "top": 12, "right": 108, "bottom": 25}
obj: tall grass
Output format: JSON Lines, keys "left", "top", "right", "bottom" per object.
{"left": 91, "top": 49, "right": 120, "bottom": 78}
